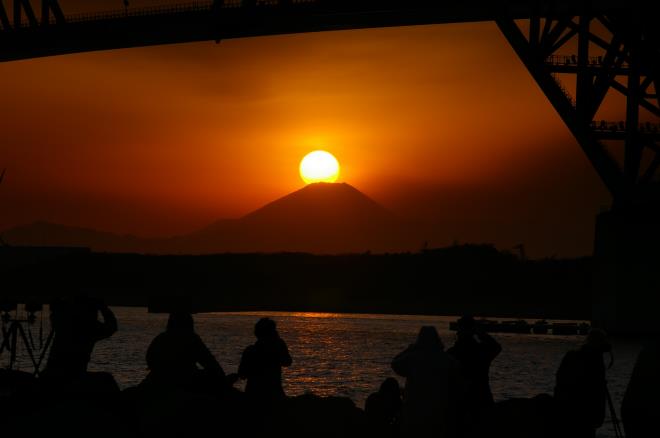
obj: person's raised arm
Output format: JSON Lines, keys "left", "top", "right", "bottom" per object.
{"left": 194, "top": 334, "right": 224, "bottom": 377}
{"left": 238, "top": 346, "right": 253, "bottom": 380}
{"left": 146, "top": 335, "right": 161, "bottom": 371}
{"left": 392, "top": 345, "right": 415, "bottom": 377}
{"left": 477, "top": 331, "right": 502, "bottom": 361}
{"left": 278, "top": 337, "right": 292, "bottom": 367}
{"left": 96, "top": 303, "right": 118, "bottom": 340}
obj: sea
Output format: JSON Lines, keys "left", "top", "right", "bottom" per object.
{"left": 4, "top": 307, "right": 643, "bottom": 437}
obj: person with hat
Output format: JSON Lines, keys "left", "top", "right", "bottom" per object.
{"left": 447, "top": 315, "right": 501, "bottom": 413}
{"left": 554, "top": 329, "right": 612, "bottom": 438}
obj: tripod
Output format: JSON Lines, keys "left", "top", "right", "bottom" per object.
{"left": 605, "top": 382, "right": 625, "bottom": 438}
{"left": 0, "top": 313, "right": 54, "bottom": 376}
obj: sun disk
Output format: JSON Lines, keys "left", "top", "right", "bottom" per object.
{"left": 300, "top": 150, "right": 340, "bottom": 184}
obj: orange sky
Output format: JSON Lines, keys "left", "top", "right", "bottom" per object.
{"left": 0, "top": 1, "right": 619, "bottom": 256}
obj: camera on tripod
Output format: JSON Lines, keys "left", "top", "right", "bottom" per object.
{"left": 1, "top": 300, "right": 17, "bottom": 318}
{"left": 0, "top": 300, "right": 52, "bottom": 375}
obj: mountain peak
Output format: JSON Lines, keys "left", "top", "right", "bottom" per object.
{"left": 242, "top": 182, "right": 393, "bottom": 224}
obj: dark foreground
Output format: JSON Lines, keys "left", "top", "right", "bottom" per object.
{"left": 1, "top": 302, "right": 657, "bottom": 438}
{"left": 0, "top": 370, "right": 581, "bottom": 438}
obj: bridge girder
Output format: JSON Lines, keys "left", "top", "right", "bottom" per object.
{"left": 0, "top": 1, "right": 637, "bottom": 59}
{"left": 0, "top": 0, "right": 64, "bottom": 30}
{"left": 497, "top": 1, "right": 660, "bottom": 207}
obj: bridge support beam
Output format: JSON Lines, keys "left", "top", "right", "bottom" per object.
{"left": 0, "top": 0, "right": 64, "bottom": 29}
{"left": 0, "top": 3, "right": 9, "bottom": 30}
{"left": 41, "top": 0, "right": 64, "bottom": 25}
{"left": 497, "top": 7, "right": 660, "bottom": 205}
{"left": 497, "top": 1, "right": 659, "bottom": 334}
{"left": 14, "top": 0, "right": 37, "bottom": 27}
{"left": 593, "top": 205, "right": 660, "bottom": 335}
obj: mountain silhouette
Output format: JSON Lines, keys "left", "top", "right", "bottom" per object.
{"left": 2, "top": 221, "right": 148, "bottom": 252}
{"left": 2, "top": 183, "right": 424, "bottom": 254}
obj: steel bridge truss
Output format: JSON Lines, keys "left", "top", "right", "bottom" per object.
{"left": 497, "top": 2, "right": 660, "bottom": 206}
{"left": 0, "top": 0, "right": 64, "bottom": 29}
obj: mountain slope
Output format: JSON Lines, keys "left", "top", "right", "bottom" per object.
{"left": 185, "top": 183, "right": 416, "bottom": 253}
{"left": 2, "top": 221, "right": 150, "bottom": 253}
{"left": 3, "top": 183, "right": 424, "bottom": 254}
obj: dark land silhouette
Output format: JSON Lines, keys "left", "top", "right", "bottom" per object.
{"left": 1, "top": 244, "right": 592, "bottom": 319}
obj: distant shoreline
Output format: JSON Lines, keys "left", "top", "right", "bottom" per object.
{"left": 3, "top": 245, "right": 593, "bottom": 321}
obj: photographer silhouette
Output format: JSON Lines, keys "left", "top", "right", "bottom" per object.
{"left": 43, "top": 296, "right": 117, "bottom": 380}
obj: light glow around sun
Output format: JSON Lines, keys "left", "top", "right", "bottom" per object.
{"left": 299, "top": 150, "right": 340, "bottom": 184}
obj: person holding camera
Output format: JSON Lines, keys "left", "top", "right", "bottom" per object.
{"left": 447, "top": 315, "right": 501, "bottom": 413}
{"left": 44, "top": 296, "right": 118, "bottom": 380}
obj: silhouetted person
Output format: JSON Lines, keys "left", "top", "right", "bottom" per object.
{"left": 554, "top": 329, "right": 611, "bottom": 438}
{"left": 365, "top": 377, "right": 402, "bottom": 437}
{"left": 143, "top": 312, "right": 225, "bottom": 393}
{"left": 238, "top": 317, "right": 291, "bottom": 405}
{"left": 392, "top": 326, "right": 460, "bottom": 438}
{"left": 447, "top": 315, "right": 501, "bottom": 412}
{"left": 44, "top": 296, "right": 117, "bottom": 380}
{"left": 622, "top": 337, "right": 660, "bottom": 438}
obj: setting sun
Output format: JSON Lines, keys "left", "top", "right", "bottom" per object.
{"left": 299, "top": 150, "right": 340, "bottom": 184}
